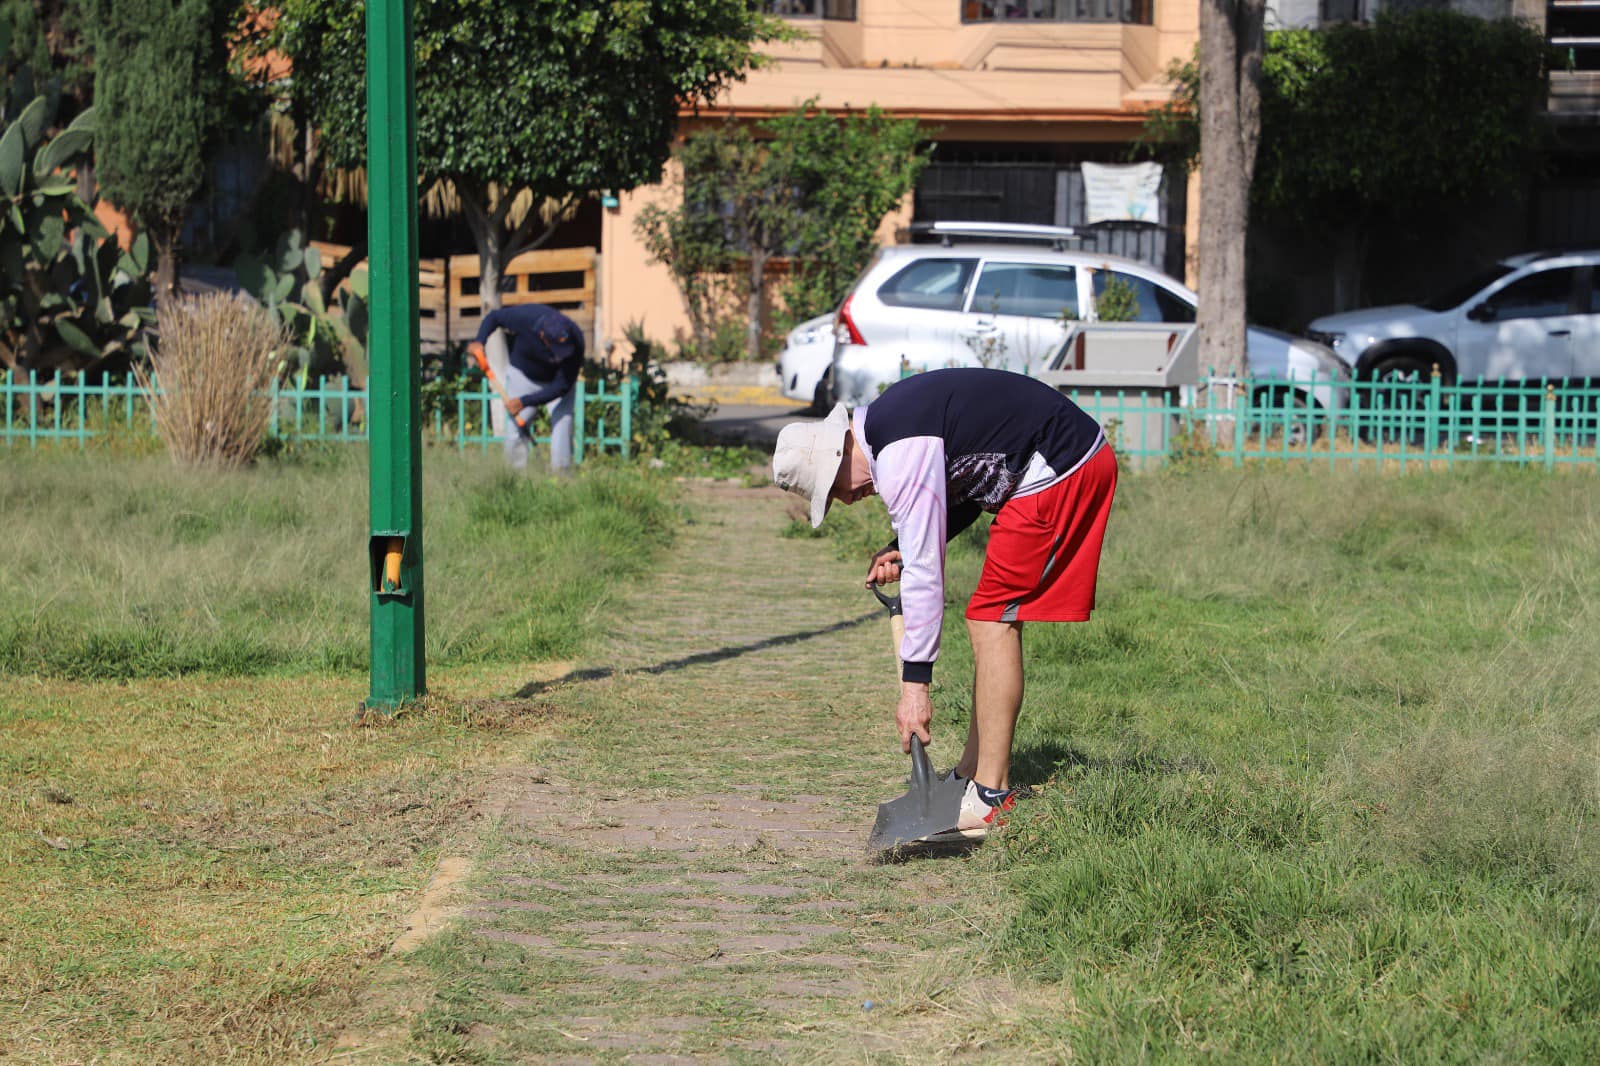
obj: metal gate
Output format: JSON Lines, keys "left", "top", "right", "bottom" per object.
{"left": 912, "top": 159, "right": 1186, "bottom": 276}
{"left": 1533, "top": 179, "right": 1600, "bottom": 248}
{"left": 1054, "top": 168, "right": 1186, "bottom": 279}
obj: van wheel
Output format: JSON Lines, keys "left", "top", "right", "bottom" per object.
{"left": 1254, "top": 387, "right": 1320, "bottom": 447}
{"left": 807, "top": 367, "right": 834, "bottom": 415}
{"left": 1364, "top": 353, "right": 1444, "bottom": 444}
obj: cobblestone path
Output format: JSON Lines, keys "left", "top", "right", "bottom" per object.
{"left": 351, "top": 483, "right": 1004, "bottom": 1063}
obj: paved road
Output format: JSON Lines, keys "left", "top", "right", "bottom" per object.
{"left": 691, "top": 401, "right": 822, "bottom": 448}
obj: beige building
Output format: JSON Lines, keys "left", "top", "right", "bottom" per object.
{"left": 596, "top": 0, "right": 1202, "bottom": 357}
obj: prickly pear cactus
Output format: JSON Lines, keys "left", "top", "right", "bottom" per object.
{"left": 234, "top": 228, "right": 369, "bottom": 385}
{"left": 0, "top": 90, "right": 155, "bottom": 372}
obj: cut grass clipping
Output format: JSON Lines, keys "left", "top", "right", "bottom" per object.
{"left": 802, "top": 464, "right": 1600, "bottom": 1060}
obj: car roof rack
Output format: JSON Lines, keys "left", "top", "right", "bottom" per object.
{"left": 906, "top": 221, "right": 1082, "bottom": 250}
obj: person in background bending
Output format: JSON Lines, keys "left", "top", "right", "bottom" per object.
{"left": 467, "top": 303, "right": 584, "bottom": 473}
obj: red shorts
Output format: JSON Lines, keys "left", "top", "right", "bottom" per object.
{"left": 966, "top": 445, "right": 1117, "bottom": 623}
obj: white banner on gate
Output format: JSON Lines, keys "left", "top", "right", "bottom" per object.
{"left": 1081, "top": 162, "right": 1164, "bottom": 225}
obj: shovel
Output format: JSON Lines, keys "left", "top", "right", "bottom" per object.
{"left": 469, "top": 345, "right": 533, "bottom": 438}
{"left": 865, "top": 583, "right": 968, "bottom": 856}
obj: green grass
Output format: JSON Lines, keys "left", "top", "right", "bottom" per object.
{"left": 0, "top": 447, "right": 681, "bottom": 679}
{"left": 0, "top": 445, "right": 692, "bottom": 1061}
{"left": 812, "top": 464, "right": 1600, "bottom": 1060}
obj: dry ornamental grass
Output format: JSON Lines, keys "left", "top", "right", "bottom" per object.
{"left": 137, "top": 293, "right": 290, "bottom": 468}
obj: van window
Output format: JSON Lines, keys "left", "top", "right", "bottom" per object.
{"left": 877, "top": 259, "right": 977, "bottom": 311}
{"left": 1093, "top": 270, "right": 1196, "bottom": 323}
{"left": 971, "top": 262, "right": 1078, "bottom": 319}
{"left": 1488, "top": 267, "right": 1579, "bottom": 320}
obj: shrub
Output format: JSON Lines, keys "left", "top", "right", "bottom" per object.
{"left": 137, "top": 293, "right": 289, "bottom": 468}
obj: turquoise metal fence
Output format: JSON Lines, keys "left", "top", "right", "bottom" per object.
{"left": 0, "top": 370, "right": 639, "bottom": 460}
{"left": 1063, "top": 370, "right": 1600, "bottom": 470}
{"left": 5, "top": 366, "right": 1596, "bottom": 470}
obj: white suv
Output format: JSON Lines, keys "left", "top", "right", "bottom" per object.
{"left": 1306, "top": 250, "right": 1600, "bottom": 384}
{"left": 786, "top": 223, "right": 1346, "bottom": 413}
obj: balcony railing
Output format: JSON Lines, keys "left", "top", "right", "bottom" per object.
{"left": 962, "top": 0, "right": 1153, "bottom": 25}
{"left": 755, "top": 0, "right": 857, "bottom": 19}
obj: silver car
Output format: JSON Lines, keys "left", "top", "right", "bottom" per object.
{"left": 775, "top": 313, "right": 837, "bottom": 412}
{"left": 1307, "top": 249, "right": 1600, "bottom": 384}
{"left": 824, "top": 223, "right": 1347, "bottom": 415}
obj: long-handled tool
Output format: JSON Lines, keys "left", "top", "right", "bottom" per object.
{"left": 469, "top": 345, "right": 533, "bottom": 433}
{"left": 865, "top": 582, "right": 968, "bottom": 856}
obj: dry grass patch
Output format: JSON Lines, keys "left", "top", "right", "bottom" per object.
{"left": 0, "top": 665, "right": 552, "bottom": 1063}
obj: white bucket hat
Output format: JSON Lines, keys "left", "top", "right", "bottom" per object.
{"left": 771, "top": 402, "right": 850, "bottom": 528}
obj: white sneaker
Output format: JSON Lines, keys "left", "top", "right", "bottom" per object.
{"left": 925, "top": 779, "right": 1016, "bottom": 842}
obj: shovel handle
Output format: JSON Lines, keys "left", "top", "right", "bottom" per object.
{"left": 471, "top": 347, "right": 532, "bottom": 430}
{"left": 909, "top": 734, "right": 933, "bottom": 791}
{"left": 869, "top": 581, "right": 905, "bottom": 664}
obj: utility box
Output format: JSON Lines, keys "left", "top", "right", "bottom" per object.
{"left": 1035, "top": 322, "right": 1200, "bottom": 464}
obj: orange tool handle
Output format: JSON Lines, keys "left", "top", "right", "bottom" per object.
{"left": 470, "top": 347, "right": 531, "bottom": 427}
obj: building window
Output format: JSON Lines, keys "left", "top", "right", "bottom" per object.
{"left": 1318, "top": 0, "right": 1361, "bottom": 23}
{"left": 962, "top": 0, "right": 1152, "bottom": 25}
{"left": 756, "top": 0, "right": 857, "bottom": 18}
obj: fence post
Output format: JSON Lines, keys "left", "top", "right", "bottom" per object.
{"left": 1232, "top": 379, "right": 1246, "bottom": 468}
{"left": 573, "top": 377, "right": 587, "bottom": 465}
{"left": 74, "top": 373, "right": 86, "bottom": 448}
{"left": 1428, "top": 364, "right": 1442, "bottom": 464}
{"left": 620, "top": 375, "right": 634, "bottom": 459}
{"left": 1544, "top": 383, "right": 1557, "bottom": 471}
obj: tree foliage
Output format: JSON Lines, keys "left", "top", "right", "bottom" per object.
{"left": 1261, "top": 15, "right": 1549, "bottom": 228}
{"left": 274, "top": 0, "right": 782, "bottom": 309}
{"left": 1, "top": 1, "right": 94, "bottom": 112}
{"left": 768, "top": 105, "right": 928, "bottom": 329}
{"left": 1149, "top": 12, "right": 1552, "bottom": 232}
{"left": 90, "top": 0, "right": 240, "bottom": 300}
{"left": 636, "top": 104, "right": 927, "bottom": 362}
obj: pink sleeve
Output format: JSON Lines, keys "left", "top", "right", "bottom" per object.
{"left": 873, "top": 436, "right": 947, "bottom": 677}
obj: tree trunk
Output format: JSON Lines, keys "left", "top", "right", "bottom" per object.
{"left": 301, "top": 120, "right": 316, "bottom": 241}
{"left": 153, "top": 227, "right": 181, "bottom": 304}
{"left": 1196, "top": 0, "right": 1265, "bottom": 380}
{"left": 457, "top": 180, "right": 516, "bottom": 315}
{"left": 746, "top": 251, "right": 767, "bottom": 362}
{"left": 480, "top": 221, "right": 505, "bottom": 314}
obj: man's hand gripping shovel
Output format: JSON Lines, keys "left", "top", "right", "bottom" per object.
{"left": 864, "top": 576, "right": 969, "bottom": 858}
{"left": 469, "top": 344, "right": 533, "bottom": 438}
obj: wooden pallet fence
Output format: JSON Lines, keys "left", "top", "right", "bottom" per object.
{"left": 310, "top": 241, "right": 596, "bottom": 353}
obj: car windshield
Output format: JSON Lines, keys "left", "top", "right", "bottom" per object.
{"left": 1418, "top": 263, "right": 1516, "bottom": 312}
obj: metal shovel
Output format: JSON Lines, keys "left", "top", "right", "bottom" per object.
{"left": 864, "top": 583, "right": 968, "bottom": 856}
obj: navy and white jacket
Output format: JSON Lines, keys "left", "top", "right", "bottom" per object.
{"left": 853, "top": 368, "right": 1104, "bottom": 684}
{"left": 474, "top": 304, "right": 585, "bottom": 408}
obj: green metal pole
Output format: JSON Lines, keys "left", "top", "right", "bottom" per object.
{"left": 365, "top": 0, "right": 425, "bottom": 710}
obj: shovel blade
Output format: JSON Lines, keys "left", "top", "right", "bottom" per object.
{"left": 866, "top": 736, "right": 968, "bottom": 855}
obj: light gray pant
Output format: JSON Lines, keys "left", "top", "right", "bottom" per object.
{"left": 486, "top": 329, "right": 574, "bottom": 472}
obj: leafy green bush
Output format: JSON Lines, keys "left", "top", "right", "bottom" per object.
{"left": 636, "top": 101, "right": 927, "bottom": 362}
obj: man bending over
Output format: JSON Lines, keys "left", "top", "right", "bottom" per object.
{"left": 772, "top": 368, "right": 1117, "bottom": 839}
